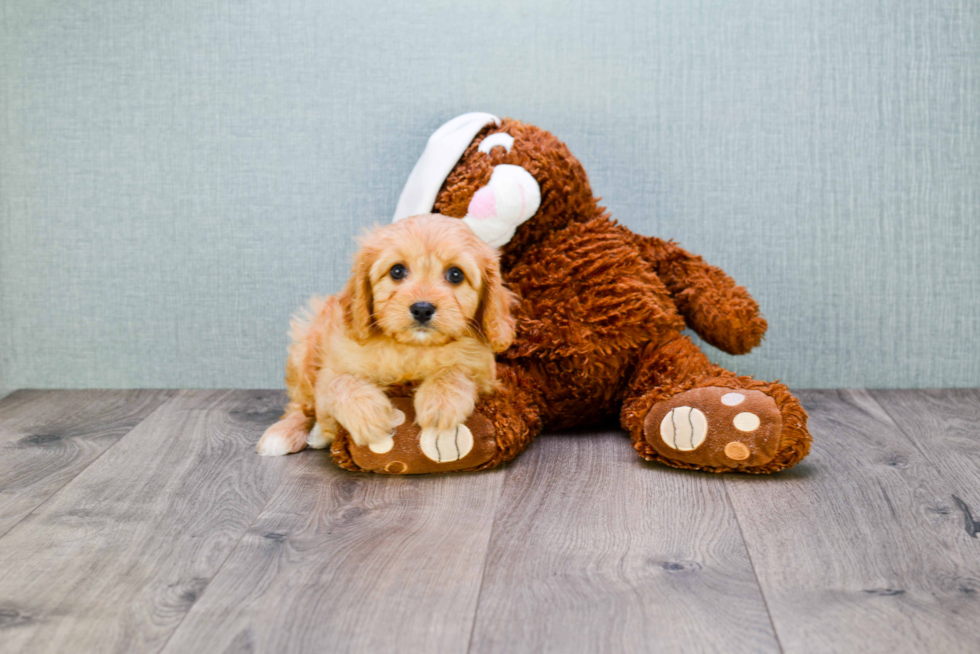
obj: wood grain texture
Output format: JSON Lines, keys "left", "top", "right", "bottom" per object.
{"left": 4, "top": 389, "right": 980, "bottom": 653}
{"left": 469, "top": 431, "right": 779, "bottom": 654}
{"left": 0, "top": 389, "right": 175, "bottom": 538}
{"left": 725, "top": 390, "right": 980, "bottom": 654}
{"left": 0, "top": 390, "right": 292, "bottom": 654}
{"left": 871, "top": 389, "right": 980, "bottom": 544}
{"left": 160, "top": 454, "right": 505, "bottom": 653}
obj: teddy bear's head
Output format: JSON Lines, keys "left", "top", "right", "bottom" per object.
{"left": 393, "top": 113, "right": 599, "bottom": 265}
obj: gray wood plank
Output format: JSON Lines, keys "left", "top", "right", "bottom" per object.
{"left": 0, "top": 389, "right": 176, "bottom": 538}
{"left": 871, "top": 389, "right": 980, "bottom": 542}
{"left": 159, "top": 454, "right": 505, "bottom": 653}
{"left": 469, "top": 431, "right": 780, "bottom": 654}
{"left": 0, "top": 389, "right": 292, "bottom": 654}
{"left": 725, "top": 389, "right": 980, "bottom": 654}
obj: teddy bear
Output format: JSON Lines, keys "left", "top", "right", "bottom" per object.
{"left": 331, "top": 113, "right": 811, "bottom": 475}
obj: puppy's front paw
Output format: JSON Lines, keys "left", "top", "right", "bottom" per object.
{"left": 347, "top": 408, "right": 406, "bottom": 454}
{"left": 414, "top": 387, "right": 476, "bottom": 463}
{"left": 306, "top": 420, "right": 337, "bottom": 450}
{"left": 414, "top": 389, "right": 475, "bottom": 435}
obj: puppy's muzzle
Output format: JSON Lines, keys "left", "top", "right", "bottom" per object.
{"left": 410, "top": 302, "right": 436, "bottom": 324}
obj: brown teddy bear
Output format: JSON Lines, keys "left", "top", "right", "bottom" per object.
{"left": 332, "top": 113, "right": 811, "bottom": 474}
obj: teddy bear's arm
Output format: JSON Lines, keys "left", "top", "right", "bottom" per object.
{"left": 638, "top": 236, "right": 768, "bottom": 355}
{"left": 503, "top": 219, "right": 687, "bottom": 361}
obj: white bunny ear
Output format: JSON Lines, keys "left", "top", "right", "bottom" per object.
{"left": 393, "top": 112, "right": 501, "bottom": 223}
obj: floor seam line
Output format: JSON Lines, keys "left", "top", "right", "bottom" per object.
{"left": 465, "top": 465, "right": 509, "bottom": 654}
{"left": 867, "top": 388, "right": 966, "bottom": 452}
{"left": 0, "top": 390, "right": 178, "bottom": 543}
{"left": 724, "top": 478, "right": 785, "bottom": 654}
{"left": 862, "top": 389, "right": 943, "bottom": 464}
{"left": 155, "top": 417, "right": 303, "bottom": 654}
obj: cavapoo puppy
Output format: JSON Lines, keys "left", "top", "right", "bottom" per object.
{"left": 256, "top": 213, "right": 515, "bottom": 459}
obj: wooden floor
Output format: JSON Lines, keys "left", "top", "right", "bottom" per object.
{"left": 0, "top": 390, "right": 979, "bottom": 653}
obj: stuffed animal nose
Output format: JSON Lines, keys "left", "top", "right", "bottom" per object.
{"left": 410, "top": 302, "right": 436, "bottom": 323}
{"left": 462, "top": 164, "right": 541, "bottom": 247}
{"left": 467, "top": 186, "right": 496, "bottom": 219}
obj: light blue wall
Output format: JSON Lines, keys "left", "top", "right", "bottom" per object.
{"left": 1, "top": 0, "right": 978, "bottom": 395}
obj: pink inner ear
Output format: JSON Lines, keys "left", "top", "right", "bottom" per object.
{"left": 467, "top": 187, "right": 496, "bottom": 220}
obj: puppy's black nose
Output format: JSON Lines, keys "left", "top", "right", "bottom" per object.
{"left": 410, "top": 302, "right": 436, "bottom": 324}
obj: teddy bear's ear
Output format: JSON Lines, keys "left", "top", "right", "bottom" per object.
{"left": 393, "top": 113, "right": 500, "bottom": 223}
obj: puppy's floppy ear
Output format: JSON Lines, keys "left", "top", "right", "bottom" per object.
{"left": 340, "top": 240, "right": 377, "bottom": 342}
{"left": 476, "top": 250, "right": 517, "bottom": 353}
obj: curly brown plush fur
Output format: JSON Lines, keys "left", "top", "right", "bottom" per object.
{"left": 332, "top": 117, "right": 811, "bottom": 474}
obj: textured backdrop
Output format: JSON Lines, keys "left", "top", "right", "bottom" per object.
{"left": 1, "top": 0, "right": 978, "bottom": 396}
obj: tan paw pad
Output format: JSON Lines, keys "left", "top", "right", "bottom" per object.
{"left": 724, "top": 441, "right": 751, "bottom": 460}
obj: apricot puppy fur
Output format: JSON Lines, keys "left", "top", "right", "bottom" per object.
{"left": 256, "top": 214, "right": 515, "bottom": 457}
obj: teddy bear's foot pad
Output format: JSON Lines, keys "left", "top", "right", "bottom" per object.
{"left": 346, "top": 398, "right": 497, "bottom": 474}
{"left": 643, "top": 387, "right": 782, "bottom": 469}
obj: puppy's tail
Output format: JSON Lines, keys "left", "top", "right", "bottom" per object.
{"left": 288, "top": 296, "right": 327, "bottom": 348}
{"left": 285, "top": 296, "right": 330, "bottom": 410}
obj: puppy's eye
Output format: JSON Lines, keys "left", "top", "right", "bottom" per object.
{"left": 389, "top": 264, "right": 407, "bottom": 280}
{"left": 445, "top": 267, "right": 464, "bottom": 285}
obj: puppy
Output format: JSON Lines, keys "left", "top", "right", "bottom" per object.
{"left": 256, "top": 214, "right": 515, "bottom": 458}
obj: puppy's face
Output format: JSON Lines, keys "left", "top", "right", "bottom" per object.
{"left": 343, "top": 215, "right": 515, "bottom": 351}
{"left": 371, "top": 227, "right": 481, "bottom": 347}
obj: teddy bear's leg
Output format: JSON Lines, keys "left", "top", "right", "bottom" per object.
{"left": 620, "top": 333, "right": 811, "bottom": 473}
{"left": 330, "top": 363, "right": 543, "bottom": 474}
